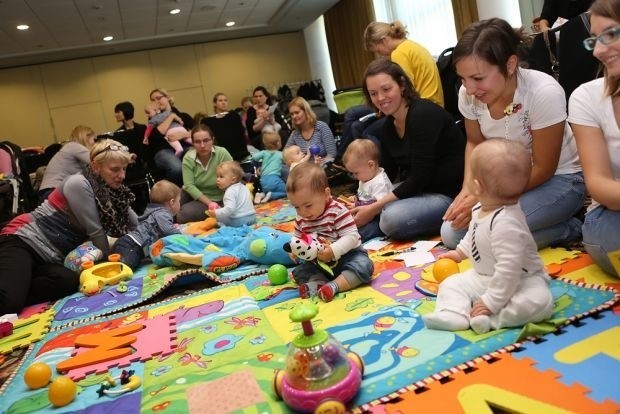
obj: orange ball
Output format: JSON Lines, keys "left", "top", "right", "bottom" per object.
{"left": 24, "top": 362, "right": 52, "bottom": 389}
{"left": 48, "top": 376, "right": 77, "bottom": 407}
{"left": 433, "top": 258, "right": 460, "bottom": 283}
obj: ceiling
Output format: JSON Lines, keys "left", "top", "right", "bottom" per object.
{"left": 0, "top": 0, "right": 339, "bottom": 69}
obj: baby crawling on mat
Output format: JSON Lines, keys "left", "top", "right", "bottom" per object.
{"left": 286, "top": 162, "right": 373, "bottom": 302}
{"left": 423, "top": 139, "right": 554, "bottom": 334}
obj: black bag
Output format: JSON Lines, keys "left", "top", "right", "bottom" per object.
{"left": 436, "top": 47, "right": 463, "bottom": 123}
{"left": 0, "top": 141, "right": 37, "bottom": 215}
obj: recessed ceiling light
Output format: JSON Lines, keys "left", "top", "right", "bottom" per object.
{"left": 225, "top": 21, "right": 235, "bottom": 27}
{"left": 17, "top": 24, "right": 29, "bottom": 30}
{"left": 103, "top": 36, "right": 113, "bottom": 41}
{"left": 170, "top": 8, "right": 181, "bottom": 15}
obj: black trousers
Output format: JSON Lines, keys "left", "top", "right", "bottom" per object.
{"left": 0, "top": 234, "right": 79, "bottom": 314}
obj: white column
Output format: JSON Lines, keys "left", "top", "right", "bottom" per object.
{"left": 476, "top": 0, "right": 523, "bottom": 27}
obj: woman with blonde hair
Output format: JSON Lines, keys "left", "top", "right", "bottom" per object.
{"left": 285, "top": 96, "right": 337, "bottom": 164}
{"left": 0, "top": 139, "right": 138, "bottom": 314}
{"left": 39, "top": 125, "right": 97, "bottom": 200}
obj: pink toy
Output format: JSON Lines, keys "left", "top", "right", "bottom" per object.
{"left": 0, "top": 321, "right": 13, "bottom": 338}
{"left": 273, "top": 303, "right": 363, "bottom": 413}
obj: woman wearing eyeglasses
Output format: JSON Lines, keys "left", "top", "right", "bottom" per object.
{"left": 440, "top": 17, "right": 586, "bottom": 250}
{"left": 176, "top": 124, "right": 233, "bottom": 224}
{"left": 0, "top": 139, "right": 138, "bottom": 314}
{"left": 568, "top": 0, "right": 620, "bottom": 277}
{"left": 144, "top": 88, "right": 194, "bottom": 186}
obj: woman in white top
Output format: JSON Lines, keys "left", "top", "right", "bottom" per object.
{"left": 568, "top": 0, "right": 620, "bottom": 277}
{"left": 441, "top": 18, "right": 585, "bottom": 249}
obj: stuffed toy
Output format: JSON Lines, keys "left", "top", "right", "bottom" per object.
{"left": 64, "top": 241, "right": 104, "bottom": 273}
{"left": 284, "top": 233, "right": 334, "bottom": 275}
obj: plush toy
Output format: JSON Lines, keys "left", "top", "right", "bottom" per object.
{"left": 284, "top": 233, "right": 334, "bottom": 275}
{"left": 64, "top": 242, "right": 104, "bottom": 273}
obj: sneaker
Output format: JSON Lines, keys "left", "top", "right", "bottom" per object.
{"left": 262, "top": 192, "right": 272, "bottom": 203}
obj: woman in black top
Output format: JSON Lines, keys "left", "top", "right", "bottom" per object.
{"left": 245, "top": 86, "right": 289, "bottom": 149}
{"left": 350, "top": 59, "right": 465, "bottom": 241}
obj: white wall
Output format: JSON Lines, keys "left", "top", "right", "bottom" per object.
{"left": 303, "top": 16, "right": 338, "bottom": 112}
{"left": 477, "top": 0, "right": 523, "bottom": 27}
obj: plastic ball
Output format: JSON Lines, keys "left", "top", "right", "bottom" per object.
{"left": 433, "top": 258, "right": 460, "bottom": 283}
{"left": 48, "top": 376, "right": 77, "bottom": 407}
{"left": 309, "top": 144, "right": 320, "bottom": 155}
{"left": 24, "top": 362, "right": 52, "bottom": 389}
{"left": 268, "top": 264, "right": 289, "bottom": 285}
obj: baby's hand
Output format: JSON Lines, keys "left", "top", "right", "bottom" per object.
{"left": 437, "top": 250, "right": 463, "bottom": 262}
{"left": 470, "top": 300, "right": 491, "bottom": 317}
{"left": 206, "top": 209, "right": 217, "bottom": 218}
{"left": 317, "top": 245, "right": 334, "bottom": 263}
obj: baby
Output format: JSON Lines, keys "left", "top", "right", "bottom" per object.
{"left": 143, "top": 101, "right": 192, "bottom": 156}
{"left": 111, "top": 180, "right": 181, "bottom": 270}
{"left": 207, "top": 160, "right": 256, "bottom": 227}
{"left": 423, "top": 139, "right": 554, "bottom": 334}
{"left": 255, "top": 106, "right": 281, "bottom": 134}
{"left": 283, "top": 145, "right": 310, "bottom": 171}
{"left": 342, "top": 138, "right": 392, "bottom": 206}
{"left": 286, "top": 162, "right": 373, "bottom": 302}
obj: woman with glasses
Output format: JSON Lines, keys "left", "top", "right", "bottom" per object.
{"left": 144, "top": 88, "right": 194, "bottom": 186}
{"left": 440, "top": 17, "right": 586, "bottom": 250}
{"left": 0, "top": 139, "right": 138, "bottom": 314}
{"left": 568, "top": 0, "right": 620, "bottom": 277}
{"left": 176, "top": 124, "right": 232, "bottom": 224}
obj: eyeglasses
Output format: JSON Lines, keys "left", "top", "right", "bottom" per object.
{"left": 151, "top": 95, "right": 166, "bottom": 101}
{"left": 583, "top": 27, "right": 620, "bottom": 51}
{"left": 91, "top": 144, "right": 129, "bottom": 160}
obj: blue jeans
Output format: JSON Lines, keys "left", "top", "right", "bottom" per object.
{"left": 111, "top": 235, "right": 144, "bottom": 271}
{"left": 441, "top": 172, "right": 586, "bottom": 249}
{"left": 339, "top": 105, "right": 381, "bottom": 158}
{"left": 359, "top": 193, "right": 453, "bottom": 241}
{"left": 292, "top": 247, "right": 373, "bottom": 286}
{"left": 153, "top": 148, "right": 183, "bottom": 186}
{"left": 260, "top": 174, "right": 286, "bottom": 199}
{"left": 218, "top": 214, "right": 256, "bottom": 227}
{"left": 582, "top": 205, "right": 620, "bottom": 277}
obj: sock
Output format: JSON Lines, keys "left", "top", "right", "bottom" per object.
{"left": 254, "top": 192, "right": 264, "bottom": 204}
{"left": 262, "top": 192, "right": 272, "bottom": 203}
{"left": 318, "top": 281, "right": 339, "bottom": 302}
{"left": 470, "top": 315, "right": 491, "bottom": 334}
{"left": 423, "top": 311, "right": 469, "bottom": 331}
{"left": 298, "top": 281, "right": 322, "bottom": 299}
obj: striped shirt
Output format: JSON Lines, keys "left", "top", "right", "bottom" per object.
{"left": 294, "top": 198, "right": 361, "bottom": 260}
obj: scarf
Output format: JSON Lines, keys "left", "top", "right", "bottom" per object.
{"left": 83, "top": 168, "right": 135, "bottom": 237}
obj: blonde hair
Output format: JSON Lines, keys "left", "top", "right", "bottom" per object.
{"left": 69, "top": 125, "right": 96, "bottom": 149}
{"left": 149, "top": 88, "right": 174, "bottom": 106}
{"left": 262, "top": 132, "right": 282, "bottom": 150}
{"left": 283, "top": 145, "right": 301, "bottom": 165}
{"left": 150, "top": 179, "right": 181, "bottom": 204}
{"left": 470, "top": 138, "right": 531, "bottom": 201}
{"left": 342, "top": 139, "right": 380, "bottom": 165}
{"left": 286, "top": 161, "right": 328, "bottom": 194}
{"left": 90, "top": 139, "right": 133, "bottom": 165}
{"left": 217, "top": 160, "right": 244, "bottom": 182}
{"left": 145, "top": 101, "right": 159, "bottom": 113}
{"left": 364, "top": 20, "right": 408, "bottom": 51}
{"left": 241, "top": 96, "right": 253, "bottom": 107}
{"left": 288, "top": 97, "right": 317, "bottom": 130}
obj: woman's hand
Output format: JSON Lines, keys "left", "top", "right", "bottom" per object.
{"left": 350, "top": 204, "right": 378, "bottom": 228}
{"left": 443, "top": 190, "right": 477, "bottom": 230}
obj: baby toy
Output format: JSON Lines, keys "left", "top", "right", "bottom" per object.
{"left": 432, "top": 258, "right": 460, "bottom": 283}
{"left": 268, "top": 264, "right": 289, "bottom": 285}
{"left": 24, "top": 362, "right": 52, "bottom": 389}
{"left": 284, "top": 233, "right": 333, "bottom": 276}
{"left": 79, "top": 255, "right": 133, "bottom": 296}
{"left": 273, "top": 303, "right": 363, "bottom": 413}
{"left": 64, "top": 241, "right": 104, "bottom": 273}
{"left": 48, "top": 376, "right": 77, "bottom": 407}
{"left": 97, "top": 370, "right": 141, "bottom": 397}
{"left": 309, "top": 144, "right": 321, "bottom": 157}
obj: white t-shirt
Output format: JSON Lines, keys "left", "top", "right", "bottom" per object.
{"left": 568, "top": 77, "right": 620, "bottom": 211}
{"left": 459, "top": 68, "right": 581, "bottom": 175}
{"left": 216, "top": 182, "right": 256, "bottom": 221}
{"left": 356, "top": 167, "right": 393, "bottom": 206}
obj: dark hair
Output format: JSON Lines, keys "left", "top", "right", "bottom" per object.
{"left": 453, "top": 18, "right": 526, "bottom": 78}
{"left": 252, "top": 86, "right": 273, "bottom": 105}
{"left": 114, "top": 101, "right": 134, "bottom": 120}
{"left": 362, "top": 58, "right": 420, "bottom": 109}
{"left": 190, "top": 124, "right": 215, "bottom": 142}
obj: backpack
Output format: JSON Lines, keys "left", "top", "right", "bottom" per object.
{"left": 436, "top": 47, "right": 463, "bottom": 123}
{"left": 0, "top": 141, "right": 37, "bottom": 220}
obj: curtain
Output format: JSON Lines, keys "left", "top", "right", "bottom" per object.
{"left": 324, "top": 0, "right": 376, "bottom": 89}
{"left": 451, "top": 0, "right": 479, "bottom": 37}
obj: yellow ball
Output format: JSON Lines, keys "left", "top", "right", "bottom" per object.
{"left": 433, "top": 258, "right": 460, "bottom": 283}
{"left": 48, "top": 376, "right": 77, "bottom": 407}
{"left": 24, "top": 362, "right": 52, "bottom": 389}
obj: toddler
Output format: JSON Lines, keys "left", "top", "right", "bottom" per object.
{"left": 143, "top": 101, "right": 192, "bottom": 156}
{"left": 207, "top": 161, "right": 256, "bottom": 227}
{"left": 423, "top": 139, "right": 554, "bottom": 334}
{"left": 283, "top": 145, "right": 310, "bottom": 170}
{"left": 286, "top": 162, "right": 373, "bottom": 302}
{"left": 342, "top": 138, "right": 392, "bottom": 206}
{"left": 251, "top": 132, "right": 287, "bottom": 204}
{"left": 111, "top": 180, "right": 182, "bottom": 270}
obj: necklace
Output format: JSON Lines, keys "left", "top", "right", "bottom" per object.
{"left": 503, "top": 102, "right": 522, "bottom": 139}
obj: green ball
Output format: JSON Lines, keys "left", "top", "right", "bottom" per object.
{"left": 268, "top": 264, "right": 289, "bottom": 285}
{"left": 249, "top": 239, "right": 266, "bottom": 257}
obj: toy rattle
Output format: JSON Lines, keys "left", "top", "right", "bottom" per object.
{"left": 273, "top": 303, "right": 363, "bottom": 413}
{"left": 79, "top": 254, "right": 133, "bottom": 296}
{"left": 284, "top": 233, "right": 333, "bottom": 276}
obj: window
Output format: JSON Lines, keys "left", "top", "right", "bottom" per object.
{"left": 373, "top": 0, "right": 458, "bottom": 57}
